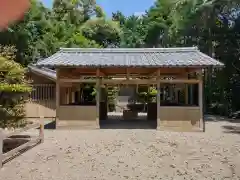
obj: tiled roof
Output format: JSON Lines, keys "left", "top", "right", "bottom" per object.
{"left": 36, "top": 47, "right": 224, "bottom": 68}
{"left": 28, "top": 65, "right": 56, "bottom": 80}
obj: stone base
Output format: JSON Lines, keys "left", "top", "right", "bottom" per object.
{"left": 56, "top": 120, "right": 97, "bottom": 130}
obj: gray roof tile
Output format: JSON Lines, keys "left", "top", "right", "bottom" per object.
{"left": 36, "top": 47, "right": 224, "bottom": 68}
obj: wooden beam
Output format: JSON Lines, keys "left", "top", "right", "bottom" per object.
{"left": 99, "top": 69, "right": 106, "bottom": 77}
{"left": 59, "top": 79, "right": 95, "bottom": 83}
{"left": 59, "top": 67, "right": 201, "bottom": 78}
{"left": 160, "top": 79, "right": 200, "bottom": 84}
{"left": 59, "top": 78, "right": 200, "bottom": 84}
{"left": 103, "top": 79, "right": 200, "bottom": 84}
{"left": 147, "top": 68, "right": 159, "bottom": 77}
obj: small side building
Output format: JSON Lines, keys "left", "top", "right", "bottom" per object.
{"left": 26, "top": 65, "right": 56, "bottom": 120}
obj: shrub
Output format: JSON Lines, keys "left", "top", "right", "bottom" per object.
{"left": 0, "top": 46, "right": 31, "bottom": 128}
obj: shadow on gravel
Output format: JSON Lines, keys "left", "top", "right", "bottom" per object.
{"left": 205, "top": 115, "right": 240, "bottom": 123}
{"left": 222, "top": 125, "right": 240, "bottom": 134}
{"left": 100, "top": 119, "right": 157, "bottom": 129}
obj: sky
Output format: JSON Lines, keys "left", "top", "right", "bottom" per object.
{"left": 41, "top": 0, "right": 155, "bottom": 16}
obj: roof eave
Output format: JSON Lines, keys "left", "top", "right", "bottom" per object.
{"left": 28, "top": 65, "right": 56, "bottom": 81}
{"left": 35, "top": 64, "right": 224, "bottom": 69}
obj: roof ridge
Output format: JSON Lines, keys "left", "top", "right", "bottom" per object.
{"left": 59, "top": 47, "right": 198, "bottom": 53}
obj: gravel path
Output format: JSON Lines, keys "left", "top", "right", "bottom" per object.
{"left": 1, "top": 120, "right": 240, "bottom": 180}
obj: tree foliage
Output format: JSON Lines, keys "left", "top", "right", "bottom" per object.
{"left": 167, "top": 0, "right": 240, "bottom": 115}
{"left": 81, "top": 18, "right": 121, "bottom": 47}
{"left": 0, "top": 46, "right": 31, "bottom": 128}
{"left": 113, "top": 13, "right": 146, "bottom": 48}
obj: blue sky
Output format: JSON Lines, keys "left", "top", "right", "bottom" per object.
{"left": 41, "top": 0, "right": 155, "bottom": 16}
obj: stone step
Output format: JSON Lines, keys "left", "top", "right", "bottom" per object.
{"left": 57, "top": 120, "right": 98, "bottom": 130}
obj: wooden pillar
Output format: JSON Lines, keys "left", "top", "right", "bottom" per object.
{"left": 185, "top": 84, "right": 188, "bottom": 105}
{"left": 157, "top": 69, "right": 161, "bottom": 130}
{"left": 190, "top": 85, "right": 193, "bottom": 105}
{"left": 96, "top": 69, "right": 101, "bottom": 129}
{"left": 198, "top": 71, "right": 204, "bottom": 131}
{"left": 169, "top": 84, "right": 174, "bottom": 101}
{"left": 71, "top": 91, "right": 75, "bottom": 104}
{"left": 175, "top": 85, "right": 179, "bottom": 103}
{"left": 184, "top": 73, "right": 189, "bottom": 105}
{"left": 56, "top": 69, "right": 60, "bottom": 127}
{"left": 66, "top": 88, "right": 70, "bottom": 104}
{"left": 126, "top": 68, "right": 130, "bottom": 88}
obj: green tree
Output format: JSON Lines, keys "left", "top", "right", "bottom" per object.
{"left": 81, "top": 18, "right": 121, "bottom": 47}
{"left": 66, "top": 32, "right": 101, "bottom": 48}
{"left": 0, "top": 46, "right": 31, "bottom": 128}
{"left": 144, "top": 0, "right": 175, "bottom": 47}
{"left": 0, "top": 0, "right": 51, "bottom": 65}
{"left": 52, "top": 0, "right": 97, "bottom": 25}
{"left": 169, "top": 0, "right": 240, "bottom": 115}
{"left": 95, "top": 5, "right": 105, "bottom": 18}
{"left": 114, "top": 14, "right": 146, "bottom": 48}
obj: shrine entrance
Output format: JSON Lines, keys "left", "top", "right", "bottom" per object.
{"left": 99, "top": 83, "right": 157, "bottom": 129}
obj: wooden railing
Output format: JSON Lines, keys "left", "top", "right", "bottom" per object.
{"left": 0, "top": 119, "right": 44, "bottom": 168}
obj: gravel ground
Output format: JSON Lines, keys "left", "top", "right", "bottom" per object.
{"left": 1, "top": 120, "right": 240, "bottom": 180}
